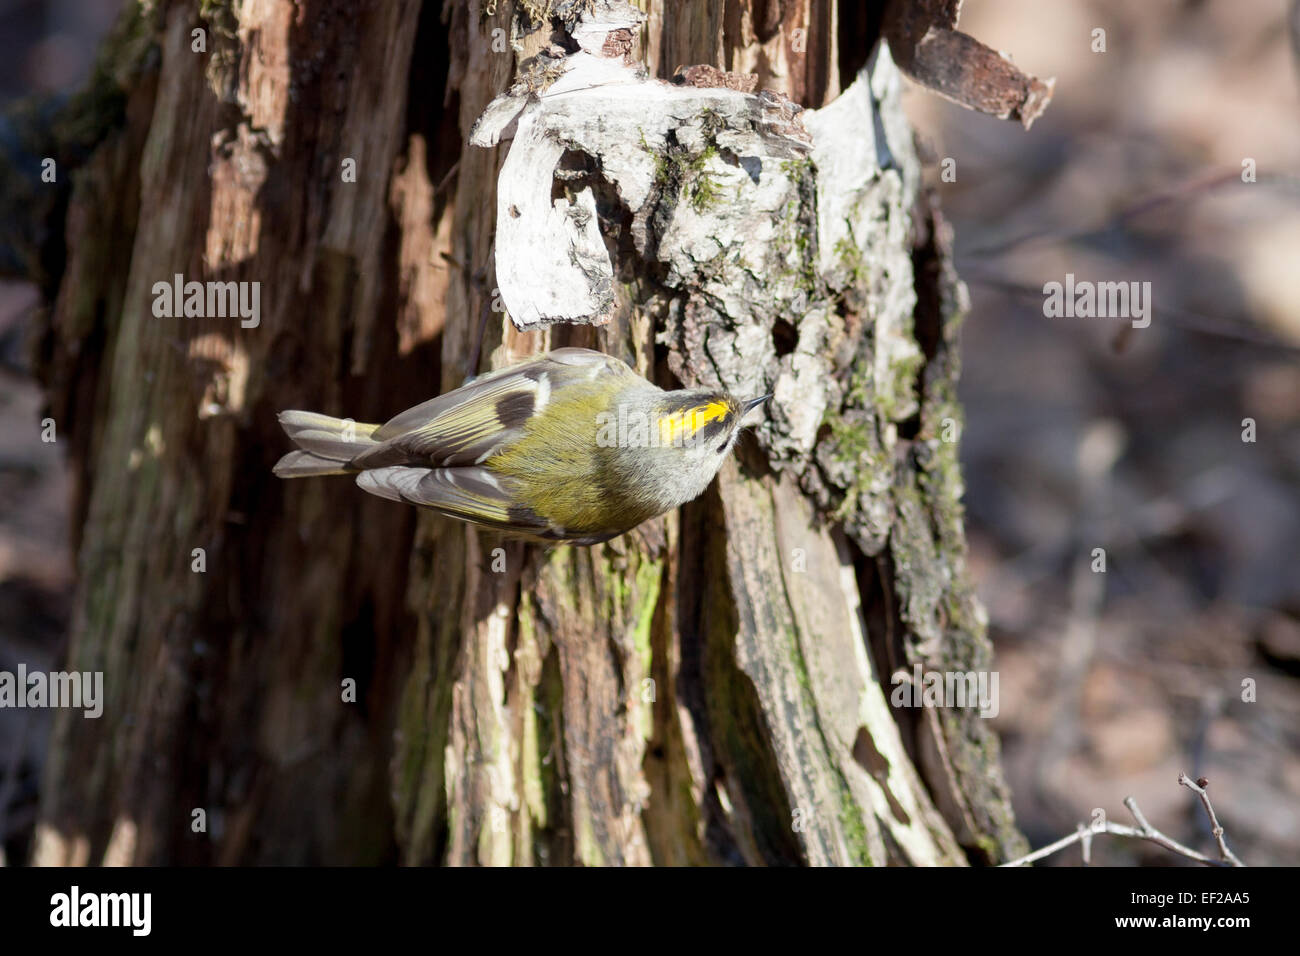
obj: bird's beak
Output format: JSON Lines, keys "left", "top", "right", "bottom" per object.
{"left": 743, "top": 395, "right": 769, "bottom": 426}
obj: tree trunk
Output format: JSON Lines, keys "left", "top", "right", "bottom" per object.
{"left": 17, "top": 0, "right": 1026, "bottom": 866}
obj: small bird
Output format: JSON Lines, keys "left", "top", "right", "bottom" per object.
{"left": 274, "top": 348, "right": 770, "bottom": 544}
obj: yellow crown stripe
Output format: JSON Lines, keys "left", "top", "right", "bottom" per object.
{"left": 658, "top": 400, "right": 730, "bottom": 444}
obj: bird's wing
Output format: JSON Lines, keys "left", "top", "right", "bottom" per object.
{"left": 353, "top": 348, "right": 635, "bottom": 469}
{"left": 355, "top": 465, "right": 550, "bottom": 536}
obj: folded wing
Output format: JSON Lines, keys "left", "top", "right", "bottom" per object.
{"left": 351, "top": 347, "right": 634, "bottom": 470}
{"left": 355, "top": 465, "right": 550, "bottom": 536}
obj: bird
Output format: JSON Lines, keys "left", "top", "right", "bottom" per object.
{"left": 273, "top": 347, "right": 770, "bottom": 544}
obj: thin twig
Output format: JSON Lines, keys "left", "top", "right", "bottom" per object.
{"left": 1119, "top": 794, "right": 1220, "bottom": 863}
{"left": 1003, "top": 823, "right": 1105, "bottom": 868}
{"left": 1000, "top": 774, "right": 1246, "bottom": 867}
{"left": 1178, "top": 773, "right": 1244, "bottom": 867}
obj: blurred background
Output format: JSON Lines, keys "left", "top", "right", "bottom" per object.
{"left": 904, "top": 0, "right": 1300, "bottom": 865}
{"left": 0, "top": 0, "right": 121, "bottom": 867}
{"left": 1, "top": 0, "right": 1297, "bottom": 865}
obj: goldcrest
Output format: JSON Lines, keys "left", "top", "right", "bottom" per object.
{"left": 273, "top": 347, "right": 769, "bottom": 544}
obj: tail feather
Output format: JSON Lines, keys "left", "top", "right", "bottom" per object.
{"left": 273, "top": 450, "right": 354, "bottom": 478}
{"left": 273, "top": 410, "right": 379, "bottom": 478}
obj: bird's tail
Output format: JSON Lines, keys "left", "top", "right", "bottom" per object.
{"left": 273, "top": 410, "right": 380, "bottom": 478}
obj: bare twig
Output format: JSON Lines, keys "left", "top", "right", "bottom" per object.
{"left": 1118, "top": 794, "right": 1220, "bottom": 863}
{"left": 1001, "top": 774, "right": 1246, "bottom": 867}
{"left": 1178, "top": 773, "right": 1244, "bottom": 867}
{"left": 1078, "top": 822, "right": 1093, "bottom": 865}
{"left": 1003, "top": 824, "right": 1105, "bottom": 868}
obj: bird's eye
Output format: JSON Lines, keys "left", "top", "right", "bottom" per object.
{"left": 716, "top": 443, "right": 727, "bottom": 454}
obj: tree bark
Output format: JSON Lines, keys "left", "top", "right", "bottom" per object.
{"left": 16, "top": 0, "right": 1026, "bottom": 866}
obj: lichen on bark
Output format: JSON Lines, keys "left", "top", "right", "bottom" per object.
{"left": 458, "top": 0, "right": 1025, "bottom": 862}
